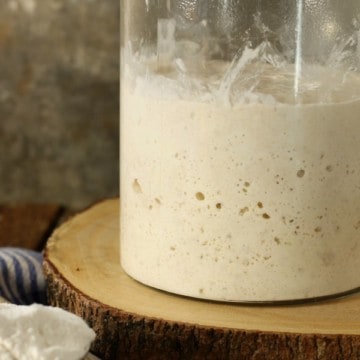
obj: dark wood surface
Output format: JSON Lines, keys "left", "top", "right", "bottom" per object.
{"left": 0, "top": 204, "right": 72, "bottom": 250}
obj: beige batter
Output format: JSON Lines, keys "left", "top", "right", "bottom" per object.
{"left": 120, "top": 59, "right": 360, "bottom": 302}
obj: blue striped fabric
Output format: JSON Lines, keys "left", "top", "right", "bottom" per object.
{"left": 0, "top": 248, "right": 46, "bottom": 305}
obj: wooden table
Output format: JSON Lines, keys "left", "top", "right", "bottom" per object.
{"left": 0, "top": 204, "right": 66, "bottom": 250}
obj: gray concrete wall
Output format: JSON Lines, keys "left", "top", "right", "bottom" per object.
{"left": 0, "top": 0, "right": 119, "bottom": 208}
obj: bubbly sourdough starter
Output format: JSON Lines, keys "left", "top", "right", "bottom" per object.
{"left": 120, "top": 69, "right": 360, "bottom": 302}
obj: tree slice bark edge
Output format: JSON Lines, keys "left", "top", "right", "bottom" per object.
{"left": 43, "top": 251, "right": 360, "bottom": 360}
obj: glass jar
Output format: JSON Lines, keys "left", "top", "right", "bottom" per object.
{"left": 120, "top": 0, "right": 360, "bottom": 303}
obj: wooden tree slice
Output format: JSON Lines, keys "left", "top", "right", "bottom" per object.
{"left": 43, "top": 199, "right": 360, "bottom": 360}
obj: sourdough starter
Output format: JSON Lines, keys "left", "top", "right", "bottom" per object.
{"left": 120, "top": 64, "right": 360, "bottom": 302}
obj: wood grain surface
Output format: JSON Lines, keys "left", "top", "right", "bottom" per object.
{"left": 0, "top": 204, "right": 64, "bottom": 250}
{"left": 43, "top": 199, "right": 360, "bottom": 360}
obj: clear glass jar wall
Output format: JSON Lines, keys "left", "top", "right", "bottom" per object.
{"left": 120, "top": 0, "right": 360, "bottom": 302}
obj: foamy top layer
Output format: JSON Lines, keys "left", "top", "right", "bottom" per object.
{"left": 123, "top": 41, "right": 360, "bottom": 106}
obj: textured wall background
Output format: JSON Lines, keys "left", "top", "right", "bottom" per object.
{"left": 0, "top": 0, "right": 119, "bottom": 208}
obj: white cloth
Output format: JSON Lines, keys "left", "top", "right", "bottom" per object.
{"left": 0, "top": 303, "right": 95, "bottom": 360}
